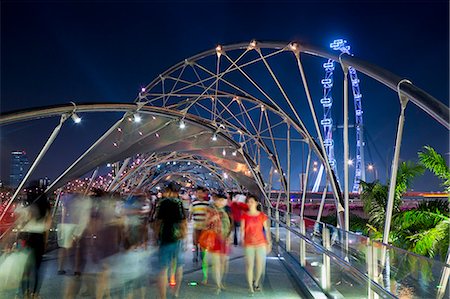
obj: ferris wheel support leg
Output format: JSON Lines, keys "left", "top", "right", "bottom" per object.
{"left": 339, "top": 58, "right": 350, "bottom": 234}
{"left": 381, "top": 80, "right": 411, "bottom": 267}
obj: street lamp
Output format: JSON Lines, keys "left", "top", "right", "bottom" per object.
{"left": 367, "top": 164, "right": 378, "bottom": 181}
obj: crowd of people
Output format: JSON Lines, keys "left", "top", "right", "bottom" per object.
{"left": 0, "top": 181, "right": 272, "bottom": 299}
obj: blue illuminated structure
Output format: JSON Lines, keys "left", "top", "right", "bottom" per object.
{"left": 313, "top": 39, "right": 365, "bottom": 193}
{"left": 312, "top": 55, "right": 339, "bottom": 192}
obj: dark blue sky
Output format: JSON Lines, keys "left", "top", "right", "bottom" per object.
{"left": 1, "top": 1, "right": 449, "bottom": 191}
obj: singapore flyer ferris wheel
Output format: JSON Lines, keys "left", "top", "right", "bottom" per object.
{"left": 312, "top": 39, "right": 365, "bottom": 193}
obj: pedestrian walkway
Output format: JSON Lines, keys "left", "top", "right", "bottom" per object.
{"left": 2, "top": 222, "right": 305, "bottom": 298}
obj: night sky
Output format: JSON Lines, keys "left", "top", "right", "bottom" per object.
{"left": 1, "top": 1, "right": 449, "bottom": 191}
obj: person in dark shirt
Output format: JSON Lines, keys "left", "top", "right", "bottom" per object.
{"left": 154, "top": 181, "right": 187, "bottom": 299}
{"left": 17, "top": 187, "right": 51, "bottom": 299}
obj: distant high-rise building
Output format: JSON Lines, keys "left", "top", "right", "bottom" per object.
{"left": 10, "top": 151, "right": 30, "bottom": 188}
{"left": 39, "top": 177, "right": 51, "bottom": 189}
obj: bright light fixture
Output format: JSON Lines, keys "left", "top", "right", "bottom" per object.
{"left": 134, "top": 114, "right": 142, "bottom": 123}
{"left": 179, "top": 120, "right": 186, "bottom": 129}
{"left": 212, "top": 134, "right": 217, "bottom": 141}
{"left": 71, "top": 113, "right": 81, "bottom": 123}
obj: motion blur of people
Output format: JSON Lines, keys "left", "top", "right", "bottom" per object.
{"left": 122, "top": 191, "right": 149, "bottom": 249}
{"left": 16, "top": 187, "right": 51, "bottom": 299}
{"left": 179, "top": 188, "right": 191, "bottom": 220}
{"left": 230, "top": 193, "right": 248, "bottom": 246}
{"left": 65, "top": 188, "right": 122, "bottom": 299}
{"left": 204, "top": 192, "right": 232, "bottom": 295}
{"left": 57, "top": 191, "right": 93, "bottom": 275}
{"left": 241, "top": 194, "right": 271, "bottom": 295}
{"left": 153, "top": 181, "right": 187, "bottom": 299}
{"left": 189, "top": 186, "right": 209, "bottom": 283}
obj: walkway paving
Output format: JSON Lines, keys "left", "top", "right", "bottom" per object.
{"left": 1, "top": 223, "right": 304, "bottom": 298}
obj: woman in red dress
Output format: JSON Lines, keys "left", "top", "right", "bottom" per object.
{"left": 241, "top": 194, "right": 271, "bottom": 294}
{"left": 204, "top": 192, "right": 232, "bottom": 294}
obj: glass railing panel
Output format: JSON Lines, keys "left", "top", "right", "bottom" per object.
{"left": 324, "top": 224, "right": 369, "bottom": 275}
{"left": 303, "top": 240, "right": 326, "bottom": 289}
{"left": 328, "top": 246, "right": 371, "bottom": 299}
{"left": 373, "top": 241, "right": 450, "bottom": 298}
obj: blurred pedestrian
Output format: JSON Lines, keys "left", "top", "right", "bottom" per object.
{"left": 241, "top": 194, "right": 271, "bottom": 295}
{"left": 230, "top": 193, "right": 248, "bottom": 246}
{"left": 153, "top": 182, "right": 187, "bottom": 299}
{"left": 204, "top": 192, "right": 232, "bottom": 294}
{"left": 189, "top": 186, "right": 209, "bottom": 283}
{"left": 16, "top": 187, "right": 51, "bottom": 299}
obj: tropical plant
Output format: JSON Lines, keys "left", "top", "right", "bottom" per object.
{"left": 393, "top": 200, "right": 449, "bottom": 260}
{"left": 360, "top": 161, "right": 424, "bottom": 240}
{"left": 360, "top": 180, "right": 390, "bottom": 235}
{"left": 418, "top": 145, "right": 450, "bottom": 192}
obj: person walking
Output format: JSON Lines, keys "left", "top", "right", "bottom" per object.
{"left": 189, "top": 186, "right": 209, "bottom": 264}
{"left": 230, "top": 193, "right": 248, "bottom": 246}
{"left": 203, "top": 192, "right": 232, "bottom": 294}
{"left": 240, "top": 194, "right": 271, "bottom": 295}
{"left": 17, "top": 187, "right": 51, "bottom": 299}
{"left": 153, "top": 182, "right": 187, "bottom": 299}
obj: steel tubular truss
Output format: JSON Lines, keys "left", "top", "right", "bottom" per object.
{"left": 0, "top": 41, "right": 448, "bottom": 232}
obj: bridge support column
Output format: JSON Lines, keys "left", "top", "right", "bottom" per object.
{"left": 382, "top": 80, "right": 411, "bottom": 265}
{"left": 286, "top": 212, "right": 291, "bottom": 251}
{"left": 367, "top": 240, "right": 379, "bottom": 299}
{"left": 299, "top": 217, "right": 306, "bottom": 267}
{"left": 322, "top": 227, "right": 331, "bottom": 292}
{"left": 275, "top": 209, "right": 280, "bottom": 243}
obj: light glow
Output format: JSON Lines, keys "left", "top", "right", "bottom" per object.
{"left": 134, "top": 114, "right": 142, "bottom": 123}
{"left": 71, "top": 113, "right": 81, "bottom": 123}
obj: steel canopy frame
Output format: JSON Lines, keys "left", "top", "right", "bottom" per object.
{"left": 1, "top": 40, "right": 448, "bottom": 235}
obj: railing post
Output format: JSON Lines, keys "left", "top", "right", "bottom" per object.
{"left": 299, "top": 217, "right": 306, "bottom": 267}
{"left": 322, "top": 227, "right": 331, "bottom": 292}
{"left": 367, "top": 239, "right": 379, "bottom": 299}
{"left": 275, "top": 209, "right": 280, "bottom": 242}
{"left": 286, "top": 212, "right": 291, "bottom": 251}
{"left": 437, "top": 246, "right": 450, "bottom": 299}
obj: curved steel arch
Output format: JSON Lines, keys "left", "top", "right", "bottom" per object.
{"left": 1, "top": 40, "right": 447, "bottom": 232}
{"left": 135, "top": 40, "right": 448, "bottom": 229}
{"left": 140, "top": 41, "right": 448, "bottom": 128}
{"left": 115, "top": 153, "right": 242, "bottom": 192}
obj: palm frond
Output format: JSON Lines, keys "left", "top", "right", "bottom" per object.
{"left": 418, "top": 145, "right": 450, "bottom": 192}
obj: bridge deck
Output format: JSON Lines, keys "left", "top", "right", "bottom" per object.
{"left": 1, "top": 223, "right": 306, "bottom": 299}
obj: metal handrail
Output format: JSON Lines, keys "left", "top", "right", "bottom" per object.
{"left": 268, "top": 213, "right": 397, "bottom": 299}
